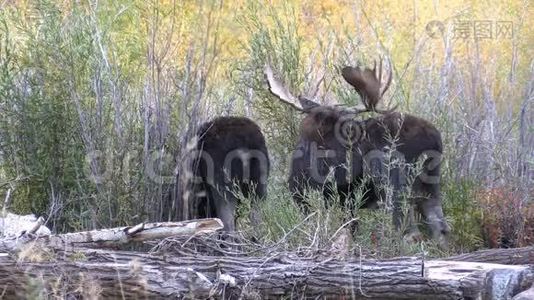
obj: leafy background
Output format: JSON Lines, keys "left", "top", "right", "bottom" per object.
{"left": 0, "top": 0, "right": 532, "bottom": 256}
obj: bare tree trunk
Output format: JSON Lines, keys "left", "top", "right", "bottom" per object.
{"left": 0, "top": 249, "right": 532, "bottom": 299}
{"left": 0, "top": 218, "right": 223, "bottom": 252}
{"left": 518, "top": 67, "right": 533, "bottom": 180}
{"left": 446, "top": 245, "right": 534, "bottom": 265}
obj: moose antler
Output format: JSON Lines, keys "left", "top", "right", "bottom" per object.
{"left": 264, "top": 64, "right": 320, "bottom": 112}
{"left": 341, "top": 57, "right": 394, "bottom": 114}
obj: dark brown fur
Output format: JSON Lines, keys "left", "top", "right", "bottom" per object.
{"left": 179, "top": 116, "right": 269, "bottom": 232}
{"left": 289, "top": 106, "right": 449, "bottom": 242}
{"left": 264, "top": 61, "right": 448, "bottom": 243}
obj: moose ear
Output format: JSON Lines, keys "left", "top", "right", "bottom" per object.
{"left": 298, "top": 96, "right": 320, "bottom": 112}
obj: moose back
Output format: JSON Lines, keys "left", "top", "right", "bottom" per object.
{"left": 177, "top": 116, "right": 270, "bottom": 232}
{"left": 265, "top": 60, "right": 450, "bottom": 245}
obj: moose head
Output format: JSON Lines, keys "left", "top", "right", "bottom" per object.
{"left": 264, "top": 59, "right": 450, "bottom": 246}
{"left": 264, "top": 57, "right": 394, "bottom": 113}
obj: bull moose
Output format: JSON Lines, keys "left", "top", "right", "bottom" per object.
{"left": 178, "top": 116, "right": 270, "bottom": 232}
{"left": 265, "top": 59, "right": 450, "bottom": 244}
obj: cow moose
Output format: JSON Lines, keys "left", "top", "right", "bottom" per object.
{"left": 177, "top": 116, "right": 270, "bottom": 232}
{"left": 265, "top": 60, "right": 450, "bottom": 245}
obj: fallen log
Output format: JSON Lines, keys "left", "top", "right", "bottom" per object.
{"left": 2, "top": 215, "right": 533, "bottom": 298}
{"left": 0, "top": 248, "right": 532, "bottom": 299}
{"left": 513, "top": 284, "right": 534, "bottom": 300}
{"left": 0, "top": 218, "right": 224, "bottom": 252}
{"left": 446, "top": 246, "right": 534, "bottom": 265}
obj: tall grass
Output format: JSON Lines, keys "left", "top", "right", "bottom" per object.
{"left": 0, "top": 0, "right": 532, "bottom": 255}
{"left": 0, "top": 1, "right": 227, "bottom": 231}
{"left": 232, "top": 1, "right": 533, "bottom": 255}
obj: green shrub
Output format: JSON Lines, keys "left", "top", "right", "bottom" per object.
{"left": 442, "top": 180, "right": 484, "bottom": 252}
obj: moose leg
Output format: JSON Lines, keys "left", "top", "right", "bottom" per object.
{"left": 368, "top": 155, "right": 385, "bottom": 198}
{"left": 322, "top": 181, "right": 341, "bottom": 209}
{"left": 211, "top": 187, "right": 237, "bottom": 233}
{"left": 328, "top": 183, "right": 360, "bottom": 234}
{"left": 368, "top": 156, "right": 414, "bottom": 236}
{"left": 416, "top": 193, "right": 449, "bottom": 247}
{"left": 249, "top": 181, "right": 267, "bottom": 229}
{"left": 403, "top": 204, "right": 424, "bottom": 243}
{"left": 289, "top": 176, "right": 312, "bottom": 214}
{"left": 389, "top": 166, "right": 404, "bottom": 231}
{"left": 367, "top": 157, "right": 403, "bottom": 232}
{"left": 414, "top": 161, "right": 450, "bottom": 247}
